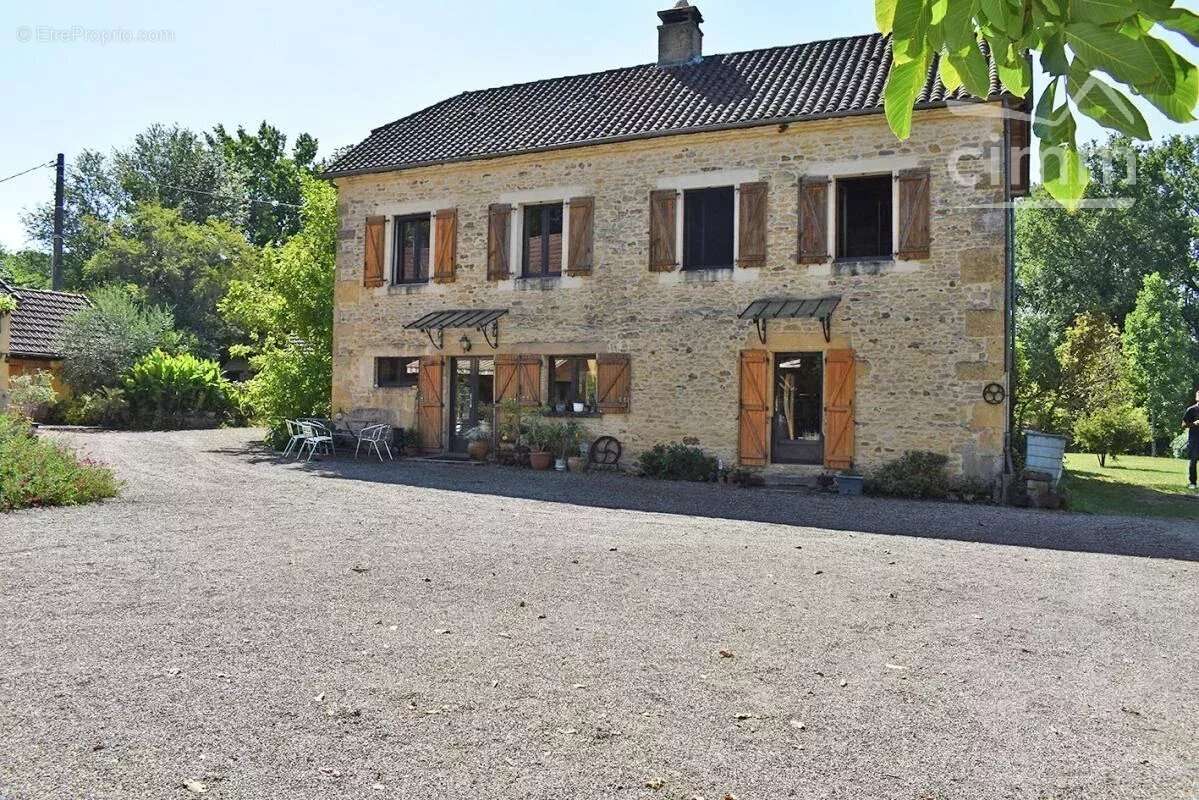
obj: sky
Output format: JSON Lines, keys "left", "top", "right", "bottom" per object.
{"left": 1, "top": 0, "right": 1196, "bottom": 251}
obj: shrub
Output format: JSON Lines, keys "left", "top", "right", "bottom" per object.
{"left": 865, "top": 451, "right": 951, "bottom": 499}
{"left": 7, "top": 371, "right": 58, "bottom": 422}
{"left": 1071, "top": 403, "right": 1152, "bottom": 467}
{"left": 122, "top": 350, "right": 237, "bottom": 429}
{"left": 0, "top": 414, "right": 119, "bottom": 511}
{"left": 64, "top": 387, "right": 131, "bottom": 428}
{"left": 56, "top": 285, "right": 184, "bottom": 393}
{"left": 1172, "top": 431, "right": 1193, "bottom": 460}
{"left": 638, "top": 442, "right": 718, "bottom": 482}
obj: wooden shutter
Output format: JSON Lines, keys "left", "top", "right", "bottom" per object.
{"left": 1008, "top": 117, "right": 1031, "bottom": 197}
{"left": 737, "top": 182, "right": 767, "bottom": 268}
{"left": 738, "top": 350, "right": 769, "bottom": 466}
{"left": 648, "top": 190, "right": 677, "bottom": 272}
{"left": 596, "top": 354, "right": 631, "bottom": 413}
{"left": 416, "top": 355, "right": 445, "bottom": 453}
{"left": 823, "top": 349, "right": 856, "bottom": 470}
{"left": 433, "top": 208, "right": 457, "bottom": 283}
{"left": 363, "top": 216, "right": 386, "bottom": 287}
{"left": 896, "top": 169, "right": 931, "bottom": 260}
{"left": 566, "top": 196, "right": 594, "bottom": 276}
{"left": 516, "top": 355, "right": 542, "bottom": 407}
{"left": 797, "top": 177, "right": 829, "bottom": 264}
{"left": 487, "top": 204, "right": 511, "bottom": 281}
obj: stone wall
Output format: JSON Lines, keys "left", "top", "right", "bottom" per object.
{"left": 331, "top": 106, "right": 1010, "bottom": 478}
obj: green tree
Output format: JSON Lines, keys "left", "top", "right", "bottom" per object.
{"left": 1055, "top": 310, "right": 1131, "bottom": 420}
{"left": 1072, "top": 403, "right": 1152, "bottom": 466}
{"left": 55, "top": 286, "right": 182, "bottom": 393}
{"left": 876, "top": 0, "right": 1198, "bottom": 209}
{"left": 1122, "top": 273, "right": 1195, "bottom": 451}
{"left": 0, "top": 247, "right": 51, "bottom": 289}
{"left": 219, "top": 175, "right": 335, "bottom": 440}
{"left": 207, "top": 122, "right": 318, "bottom": 246}
{"left": 83, "top": 203, "right": 257, "bottom": 357}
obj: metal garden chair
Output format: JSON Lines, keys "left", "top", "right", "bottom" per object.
{"left": 281, "top": 419, "right": 307, "bottom": 459}
{"left": 355, "top": 423, "right": 394, "bottom": 461}
{"left": 296, "top": 420, "right": 335, "bottom": 461}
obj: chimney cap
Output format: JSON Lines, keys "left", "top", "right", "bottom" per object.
{"left": 658, "top": 1, "right": 703, "bottom": 25}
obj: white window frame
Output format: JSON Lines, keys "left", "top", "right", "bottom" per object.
{"left": 373, "top": 198, "right": 452, "bottom": 286}
{"left": 805, "top": 156, "right": 920, "bottom": 262}
{"left": 656, "top": 169, "right": 760, "bottom": 271}
{"left": 497, "top": 185, "right": 590, "bottom": 281}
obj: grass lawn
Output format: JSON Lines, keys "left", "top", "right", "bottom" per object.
{"left": 1062, "top": 452, "right": 1198, "bottom": 520}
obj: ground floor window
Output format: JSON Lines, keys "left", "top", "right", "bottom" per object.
{"left": 772, "top": 352, "right": 823, "bottom": 464}
{"left": 376, "top": 356, "right": 420, "bottom": 388}
{"left": 549, "top": 355, "right": 598, "bottom": 413}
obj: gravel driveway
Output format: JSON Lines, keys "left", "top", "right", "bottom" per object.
{"left": 1, "top": 428, "right": 1196, "bottom": 800}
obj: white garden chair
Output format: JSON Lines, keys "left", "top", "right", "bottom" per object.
{"left": 355, "top": 423, "right": 394, "bottom": 461}
{"left": 281, "top": 419, "right": 307, "bottom": 459}
{"left": 296, "top": 420, "right": 335, "bottom": 462}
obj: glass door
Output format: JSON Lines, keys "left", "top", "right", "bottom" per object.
{"left": 449, "top": 357, "right": 495, "bottom": 454}
{"left": 771, "top": 352, "right": 823, "bottom": 464}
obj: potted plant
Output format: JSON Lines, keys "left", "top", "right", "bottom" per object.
{"left": 572, "top": 401, "right": 586, "bottom": 414}
{"left": 560, "top": 419, "right": 586, "bottom": 472}
{"left": 464, "top": 422, "right": 491, "bottom": 461}
{"left": 525, "top": 418, "right": 556, "bottom": 471}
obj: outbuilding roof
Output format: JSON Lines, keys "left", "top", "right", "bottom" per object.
{"left": 326, "top": 33, "right": 1000, "bottom": 177}
{"left": 0, "top": 280, "right": 90, "bottom": 359}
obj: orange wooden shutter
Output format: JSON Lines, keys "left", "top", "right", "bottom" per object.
{"left": 596, "top": 353, "right": 631, "bottom": 413}
{"left": 433, "top": 208, "right": 457, "bottom": 283}
{"left": 417, "top": 355, "right": 445, "bottom": 453}
{"left": 823, "top": 349, "right": 856, "bottom": 470}
{"left": 797, "top": 176, "right": 829, "bottom": 264}
{"left": 896, "top": 169, "right": 931, "bottom": 259}
{"left": 363, "top": 216, "right": 386, "bottom": 287}
{"left": 648, "top": 189, "right": 677, "bottom": 272}
{"left": 487, "top": 204, "right": 511, "bottom": 280}
{"left": 737, "top": 182, "right": 767, "bottom": 268}
{"left": 494, "top": 354, "right": 518, "bottom": 402}
{"left": 516, "top": 355, "right": 542, "bottom": 407}
{"left": 738, "top": 350, "right": 769, "bottom": 466}
{"left": 566, "top": 196, "right": 594, "bottom": 276}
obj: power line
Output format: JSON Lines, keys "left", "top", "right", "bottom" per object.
{"left": 127, "top": 168, "right": 305, "bottom": 209}
{"left": 0, "top": 160, "right": 55, "bottom": 186}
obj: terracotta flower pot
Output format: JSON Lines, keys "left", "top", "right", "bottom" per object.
{"left": 566, "top": 455, "right": 586, "bottom": 472}
{"left": 529, "top": 450, "right": 553, "bottom": 470}
{"left": 467, "top": 440, "right": 490, "bottom": 461}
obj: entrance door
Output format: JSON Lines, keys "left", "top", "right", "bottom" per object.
{"left": 448, "top": 357, "right": 495, "bottom": 454}
{"left": 771, "top": 352, "right": 823, "bottom": 464}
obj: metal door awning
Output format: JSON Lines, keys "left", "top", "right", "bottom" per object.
{"left": 404, "top": 309, "right": 508, "bottom": 349}
{"left": 738, "top": 296, "right": 840, "bottom": 344}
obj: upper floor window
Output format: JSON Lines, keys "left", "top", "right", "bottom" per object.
{"left": 683, "top": 186, "right": 735, "bottom": 270}
{"left": 522, "top": 203, "right": 563, "bottom": 277}
{"left": 393, "top": 214, "right": 431, "bottom": 283}
{"left": 836, "top": 176, "right": 892, "bottom": 260}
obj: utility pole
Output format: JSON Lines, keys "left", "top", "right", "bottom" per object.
{"left": 51, "top": 153, "right": 64, "bottom": 291}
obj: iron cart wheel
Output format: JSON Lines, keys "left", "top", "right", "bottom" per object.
{"left": 983, "top": 382, "right": 1006, "bottom": 405}
{"left": 589, "top": 436, "right": 622, "bottom": 466}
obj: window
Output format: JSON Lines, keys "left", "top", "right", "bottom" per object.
{"left": 549, "top": 356, "right": 598, "bottom": 413}
{"left": 836, "top": 176, "right": 892, "bottom": 260}
{"left": 522, "top": 203, "right": 564, "bottom": 277}
{"left": 375, "top": 356, "right": 420, "bottom": 388}
{"left": 683, "top": 186, "right": 734, "bottom": 270}
{"left": 392, "top": 214, "right": 431, "bottom": 283}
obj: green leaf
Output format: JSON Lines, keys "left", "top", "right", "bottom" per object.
{"left": 1065, "top": 22, "right": 1160, "bottom": 87}
{"left": 943, "top": 0, "right": 978, "bottom": 50}
{"left": 1032, "top": 77, "right": 1060, "bottom": 140}
{"left": 1040, "top": 31, "right": 1070, "bottom": 75}
{"left": 1067, "top": 59, "right": 1152, "bottom": 139}
{"left": 884, "top": 54, "right": 928, "bottom": 139}
{"left": 1041, "top": 139, "right": 1091, "bottom": 212}
{"left": 979, "top": 0, "right": 1018, "bottom": 35}
{"left": 1136, "top": 37, "right": 1198, "bottom": 121}
{"left": 876, "top": 0, "right": 899, "bottom": 33}
{"left": 938, "top": 53, "right": 965, "bottom": 90}
{"left": 996, "top": 54, "right": 1032, "bottom": 95}
{"left": 1072, "top": 0, "right": 1140, "bottom": 25}
{"left": 1158, "top": 7, "right": 1199, "bottom": 47}
{"left": 948, "top": 42, "right": 994, "bottom": 96}
{"left": 892, "top": 0, "right": 931, "bottom": 63}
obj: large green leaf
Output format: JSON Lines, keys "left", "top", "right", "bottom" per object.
{"left": 938, "top": 52, "right": 965, "bottom": 90}
{"left": 1158, "top": 7, "right": 1199, "bottom": 47}
{"left": 1032, "top": 78, "right": 1060, "bottom": 140}
{"left": 884, "top": 54, "right": 928, "bottom": 139}
{"left": 997, "top": 53, "right": 1032, "bottom": 95}
{"left": 1040, "top": 31, "right": 1070, "bottom": 75}
{"left": 1068, "top": 59, "right": 1152, "bottom": 138}
{"left": 1072, "top": 0, "right": 1140, "bottom": 25}
{"left": 943, "top": 0, "right": 978, "bottom": 50}
{"left": 948, "top": 42, "right": 994, "bottom": 96}
{"left": 1065, "top": 22, "right": 1160, "bottom": 87}
{"left": 876, "top": 0, "right": 899, "bottom": 33}
{"left": 1136, "top": 37, "right": 1199, "bottom": 121}
{"left": 1041, "top": 139, "right": 1091, "bottom": 212}
{"left": 893, "top": 0, "right": 931, "bottom": 63}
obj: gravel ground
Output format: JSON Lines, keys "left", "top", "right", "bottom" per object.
{"left": 1, "top": 428, "right": 1196, "bottom": 800}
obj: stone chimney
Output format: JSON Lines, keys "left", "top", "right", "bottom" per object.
{"left": 657, "top": 1, "right": 703, "bottom": 66}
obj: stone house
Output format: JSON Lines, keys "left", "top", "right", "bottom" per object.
{"left": 325, "top": 3, "right": 1029, "bottom": 478}
{"left": 0, "top": 280, "right": 90, "bottom": 405}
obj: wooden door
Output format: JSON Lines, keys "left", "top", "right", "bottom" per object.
{"left": 823, "top": 349, "right": 856, "bottom": 470}
{"left": 417, "top": 355, "right": 444, "bottom": 453}
{"left": 738, "top": 350, "right": 770, "bottom": 466}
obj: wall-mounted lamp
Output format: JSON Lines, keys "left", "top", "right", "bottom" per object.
{"left": 459, "top": 335, "right": 472, "bottom": 352}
